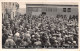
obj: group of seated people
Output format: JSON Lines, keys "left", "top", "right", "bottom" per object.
{"left": 2, "top": 14, "right": 78, "bottom": 48}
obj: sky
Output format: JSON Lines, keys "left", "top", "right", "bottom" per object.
{"left": 18, "top": 2, "right": 26, "bottom": 8}
{"left": 17, "top": 2, "right": 26, "bottom": 14}
{"left": 17, "top": 2, "right": 78, "bottom": 8}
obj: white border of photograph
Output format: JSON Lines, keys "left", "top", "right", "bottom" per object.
{"left": 0, "top": 0, "right": 80, "bottom": 51}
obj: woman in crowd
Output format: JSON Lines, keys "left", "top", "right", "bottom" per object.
{"left": 2, "top": 14, "right": 78, "bottom": 48}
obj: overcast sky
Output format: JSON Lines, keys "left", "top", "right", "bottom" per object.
{"left": 17, "top": 2, "right": 78, "bottom": 8}
{"left": 18, "top": 2, "right": 26, "bottom": 8}
{"left": 17, "top": 2, "right": 26, "bottom": 14}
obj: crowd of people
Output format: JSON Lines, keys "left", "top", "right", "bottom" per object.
{"left": 2, "top": 13, "right": 78, "bottom": 48}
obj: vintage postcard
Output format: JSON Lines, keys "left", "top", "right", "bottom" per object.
{"left": 0, "top": 0, "right": 80, "bottom": 51}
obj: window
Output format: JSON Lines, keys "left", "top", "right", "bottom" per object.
{"left": 13, "top": 12, "right": 14, "bottom": 17}
{"left": 32, "top": 7, "right": 38, "bottom": 12}
{"left": 28, "top": 7, "right": 32, "bottom": 11}
{"left": 9, "top": 2, "right": 11, "bottom": 6}
{"left": 67, "top": 8, "right": 71, "bottom": 12}
{"left": 43, "top": 7, "right": 47, "bottom": 12}
{"left": 47, "top": 8, "right": 52, "bottom": 12}
{"left": 45, "top": 7, "right": 47, "bottom": 12}
{"left": 63, "top": 8, "right": 66, "bottom": 12}
{"left": 42, "top": 12, "right": 46, "bottom": 15}
{"left": 52, "top": 8, "right": 57, "bottom": 12}
{"left": 13, "top": 3, "right": 14, "bottom": 6}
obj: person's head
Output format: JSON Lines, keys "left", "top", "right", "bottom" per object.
{"left": 37, "top": 38, "right": 40, "bottom": 41}
{"left": 65, "top": 34, "right": 68, "bottom": 38}
{"left": 27, "top": 31, "right": 30, "bottom": 34}
{"left": 16, "top": 29, "right": 19, "bottom": 32}
{"left": 21, "top": 32, "right": 24, "bottom": 34}
{"left": 40, "top": 32, "right": 44, "bottom": 35}
{"left": 73, "top": 41, "right": 76, "bottom": 44}
{"left": 3, "top": 26, "right": 6, "bottom": 30}
{"left": 55, "top": 40, "right": 58, "bottom": 43}
{"left": 9, "top": 34, "right": 13, "bottom": 36}
{"left": 68, "top": 41, "right": 72, "bottom": 44}
{"left": 24, "top": 28, "right": 27, "bottom": 30}
{"left": 52, "top": 36, "right": 56, "bottom": 40}
{"left": 8, "top": 35, "right": 12, "bottom": 39}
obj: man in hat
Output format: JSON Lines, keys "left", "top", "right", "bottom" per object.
{"left": 4, "top": 35, "right": 16, "bottom": 48}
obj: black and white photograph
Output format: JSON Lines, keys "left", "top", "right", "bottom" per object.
{"left": 2, "top": 2, "right": 78, "bottom": 49}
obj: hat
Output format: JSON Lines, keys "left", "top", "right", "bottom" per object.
{"left": 65, "top": 35, "right": 68, "bottom": 37}
{"left": 52, "top": 37, "right": 56, "bottom": 39}
{"left": 55, "top": 40, "right": 58, "bottom": 42}
{"left": 32, "top": 35, "right": 35, "bottom": 37}
{"left": 73, "top": 41, "right": 76, "bottom": 44}
{"left": 9, "top": 34, "right": 13, "bottom": 36}
{"left": 68, "top": 41, "right": 71, "bottom": 43}
{"left": 27, "top": 31, "right": 30, "bottom": 33}
{"left": 40, "top": 32, "right": 44, "bottom": 34}
{"left": 8, "top": 36, "right": 12, "bottom": 39}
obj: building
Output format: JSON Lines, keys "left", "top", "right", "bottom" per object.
{"left": 2, "top": 2, "right": 19, "bottom": 20}
{"left": 26, "top": 4, "right": 78, "bottom": 19}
